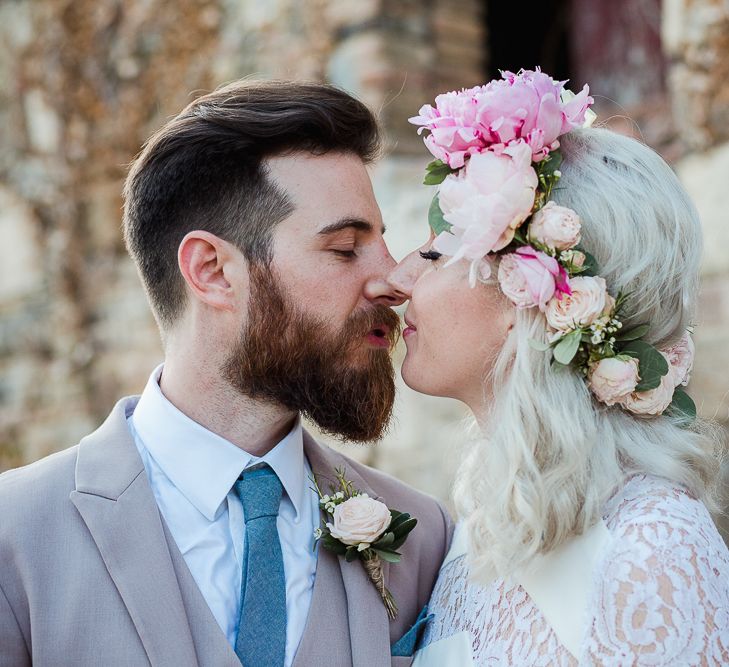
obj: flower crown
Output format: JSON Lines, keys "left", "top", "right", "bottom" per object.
{"left": 410, "top": 69, "right": 696, "bottom": 420}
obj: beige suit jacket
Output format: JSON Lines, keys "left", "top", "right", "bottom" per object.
{"left": 0, "top": 396, "right": 452, "bottom": 666}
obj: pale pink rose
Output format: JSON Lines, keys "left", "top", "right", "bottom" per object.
{"left": 433, "top": 142, "right": 538, "bottom": 261}
{"left": 326, "top": 495, "right": 391, "bottom": 547}
{"left": 588, "top": 357, "right": 640, "bottom": 406}
{"left": 662, "top": 331, "right": 694, "bottom": 387}
{"left": 527, "top": 201, "right": 582, "bottom": 251}
{"left": 545, "top": 276, "right": 609, "bottom": 331}
{"left": 497, "top": 246, "right": 571, "bottom": 311}
{"left": 409, "top": 69, "right": 594, "bottom": 165}
{"left": 620, "top": 355, "right": 675, "bottom": 416}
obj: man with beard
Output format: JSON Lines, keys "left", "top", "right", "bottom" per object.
{"left": 0, "top": 80, "right": 453, "bottom": 667}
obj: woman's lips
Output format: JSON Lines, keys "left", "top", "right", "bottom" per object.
{"left": 403, "top": 318, "right": 417, "bottom": 339}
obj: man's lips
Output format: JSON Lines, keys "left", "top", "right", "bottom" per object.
{"left": 366, "top": 324, "right": 392, "bottom": 348}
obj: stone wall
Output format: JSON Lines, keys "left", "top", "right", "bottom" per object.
{"left": 1, "top": 1, "right": 727, "bottom": 534}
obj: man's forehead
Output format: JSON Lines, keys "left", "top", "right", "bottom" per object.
{"left": 265, "top": 152, "right": 384, "bottom": 236}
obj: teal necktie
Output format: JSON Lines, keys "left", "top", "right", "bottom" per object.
{"left": 234, "top": 464, "right": 287, "bottom": 666}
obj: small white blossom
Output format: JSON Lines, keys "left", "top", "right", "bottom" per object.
{"left": 335, "top": 492, "right": 345, "bottom": 500}
{"left": 357, "top": 542, "right": 370, "bottom": 552}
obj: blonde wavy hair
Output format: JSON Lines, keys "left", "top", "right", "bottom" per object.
{"left": 454, "top": 127, "right": 726, "bottom": 583}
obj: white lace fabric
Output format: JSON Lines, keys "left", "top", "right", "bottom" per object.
{"left": 423, "top": 475, "right": 729, "bottom": 665}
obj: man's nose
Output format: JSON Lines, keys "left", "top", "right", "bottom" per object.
{"left": 364, "top": 251, "right": 407, "bottom": 306}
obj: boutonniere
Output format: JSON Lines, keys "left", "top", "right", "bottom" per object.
{"left": 310, "top": 467, "right": 417, "bottom": 620}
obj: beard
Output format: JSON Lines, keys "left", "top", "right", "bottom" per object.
{"left": 223, "top": 263, "right": 401, "bottom": 442}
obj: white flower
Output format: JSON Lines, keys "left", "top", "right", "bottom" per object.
{"left": 326, "top": 495, "right": 392, "bottom": 547}
{"left": 313, "top": 527, "right": 323, "bottom": 539}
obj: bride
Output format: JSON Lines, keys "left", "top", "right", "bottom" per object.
{"left": 389, "top": 70, "right": 729, "bottom": 665}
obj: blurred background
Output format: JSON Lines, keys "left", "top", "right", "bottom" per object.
{"left": 0, "top": 0, "right": 727, "bottom": 537}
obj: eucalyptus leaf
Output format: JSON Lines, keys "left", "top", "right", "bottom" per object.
{"left": 528, "top": 338, "right": 551, "bottom": 352}
{"left": 373, "top": 549, "right": 402, "bottom": 563}
{"left": 615, "top": 323, "right": 650, "bottom": 342}
{"left": 621, "top": 340, "right": 669, "bottom": 391}
{"left": 666, "top": 388, "right": 697, "bottom": 424}
{"left": 553, "top": 329, "right": 582, "bottom": 365}
{"left": 428, "top": 193, "right": 452, "bottom": 236}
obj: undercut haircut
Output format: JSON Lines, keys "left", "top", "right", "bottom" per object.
{"left": 122, "top": 79, "right": 381, "bottom": 329}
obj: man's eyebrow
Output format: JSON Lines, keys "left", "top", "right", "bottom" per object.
{"left": 318, "top": 217, "right": 386, "bottom": 236}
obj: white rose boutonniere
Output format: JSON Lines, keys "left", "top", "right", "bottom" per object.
{"left": 311, "top": 468, "right": 417, "bottom": 619}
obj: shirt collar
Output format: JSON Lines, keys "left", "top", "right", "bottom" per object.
{"left": 131, "top": 364, "right": 307, "bottom": 522}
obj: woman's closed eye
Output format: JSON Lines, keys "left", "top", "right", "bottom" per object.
{"left": 419, "top": 249, "right": 442, "bottom": 261}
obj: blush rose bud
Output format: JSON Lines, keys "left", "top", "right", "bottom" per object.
{"left": 527, "top": 201, "right": 582, "bottom": 252}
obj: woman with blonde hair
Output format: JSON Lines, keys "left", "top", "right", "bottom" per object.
{"left": 390, "top": 70, "right": 729, "bottom": 665}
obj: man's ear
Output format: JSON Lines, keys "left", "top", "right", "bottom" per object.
{"left": 177, "top": 230, "right": 248, "bottom": 313}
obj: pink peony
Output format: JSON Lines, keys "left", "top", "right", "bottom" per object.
{"left": 497, "top": 245, "right": 571, "bottom": 311}
{"left": 433, "top": 141, "right": 538, "bottom": 261}
{"left": 662, "top": 331, "right": 694, "bottom": 387}
{"left": 545, "top": 276, "right": 609, "bottom": 332}
{"left": 588, "top": 357, "right": 640, "bottom": 406}
{"left": 409, "top": 69, "right": 594, "bottom": 166}
{"left": 497, "top": 253, "right": 536, "bottom": 308}
{"left": 620, "top": 354, "right": 676, "bottom": 416}
{"left": 527, "top": 201, "right": 582, "bottom": 251}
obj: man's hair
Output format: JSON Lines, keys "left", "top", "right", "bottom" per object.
{"left": 122, "top": 79, "right": 381, "bottom": 329}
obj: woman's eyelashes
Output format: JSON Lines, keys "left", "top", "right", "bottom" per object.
{"left": 419, "top": 249, "right": 443, "bottom": 261}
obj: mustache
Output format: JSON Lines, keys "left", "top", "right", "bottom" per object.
{"left": 343, "top": 304, "right": 402, "bottom": 350}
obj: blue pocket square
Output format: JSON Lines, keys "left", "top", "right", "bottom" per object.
{"left": 391, "top": 605, "right": 434, "bottom": 657}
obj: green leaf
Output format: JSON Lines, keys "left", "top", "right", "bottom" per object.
{"left": 621, "top": 340, "right": 669, "bottom": 391}
{"left": 553, "top": 329, "right": 582, "bottom": 365}
{"left": 390, "top": 517, "right": 417, "bottom": 539}
{"left": 615, "top": 323, "right": 650, "bottom": 342}
{"left": 423, "top": 159, "right": 456, "bottom": 185}
{"left": 372, "top": 549, "right": 402, "bottom": 563}
{"left": 528, "top": 338, "right": 552, "bottom": 352}
{"left": 373, "top": 532, "right": 395, "bottom": 548}
{"left": 320, "top": 535, "right": 347, "bottom": 555}
{"left": 666, "top": 387, "right": 697, "bottom": 424}
{"left": 344, "top": 547, "right": 360, "bottom": 562}
{"left": 577, "top": 249, "right": 600, "bottom": 277}
{"left": 536, "top": 149, "right": 562, "bottom": 178}
{"left": 428, "top": 193, "right": 452, "bottom": 236}
{"left": 387, "top": 511, "right": 411, "bottom": 532}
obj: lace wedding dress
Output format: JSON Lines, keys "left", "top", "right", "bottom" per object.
{"left": 419, "top": 475, "right": 729, "bottom": 666}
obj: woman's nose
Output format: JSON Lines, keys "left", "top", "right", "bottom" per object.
{"left": 385, "top": 249, "right": 425, "bottom": 300}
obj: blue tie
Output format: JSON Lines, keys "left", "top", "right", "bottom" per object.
{"left": 234, "top": 464, "right": 287, "bottom": 667}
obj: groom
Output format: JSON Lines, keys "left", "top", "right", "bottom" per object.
{"left": 0, "top": 80, "right": 452, "bottom": 666}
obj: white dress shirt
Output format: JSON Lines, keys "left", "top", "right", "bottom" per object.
{"left": 127, "top": 365, "right": 319, "bottom": 666}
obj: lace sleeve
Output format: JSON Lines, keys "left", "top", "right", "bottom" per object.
{"left": 584, "top": 482, "right": 729, "bottom": 665}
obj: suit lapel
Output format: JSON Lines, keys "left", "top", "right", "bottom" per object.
{"left": 297, "top": 432, "right": 391, "bottom": 667}
{"left": 70, "top": 397, "right": 198, "bottom": 667}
